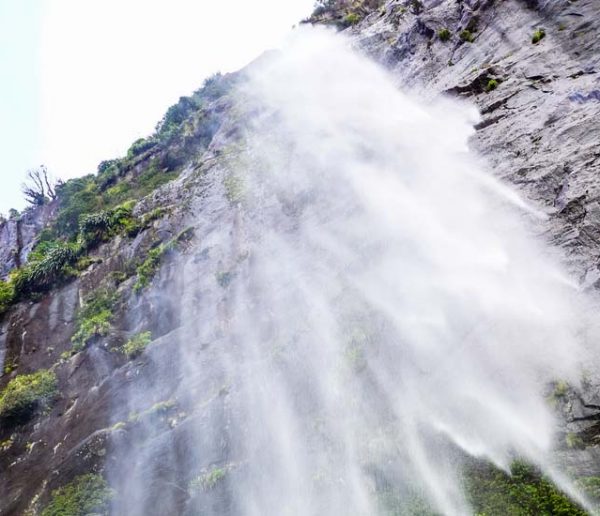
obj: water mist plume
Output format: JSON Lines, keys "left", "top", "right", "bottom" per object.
{"left": 111, "top": 27, "right": 598, "bottom": 515}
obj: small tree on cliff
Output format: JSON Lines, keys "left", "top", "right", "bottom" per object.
{"left": 22, "top": 165, "right": 58, "bottom": 206}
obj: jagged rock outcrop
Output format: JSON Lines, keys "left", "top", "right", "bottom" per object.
{"left": 1, "top": 0, "right": 600, "bottom": 514}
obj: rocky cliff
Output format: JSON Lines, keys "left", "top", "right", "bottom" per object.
{"left": 1, "top": 1, "right": 599, "bottom": 514}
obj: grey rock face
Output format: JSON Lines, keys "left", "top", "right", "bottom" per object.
{"left": 0, "top": 202, "right": 58, "bottom": 279}
{"left": 352, "top": 0, "right": 600, "bottom": 280}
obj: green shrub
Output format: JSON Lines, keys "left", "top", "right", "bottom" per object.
{"left": 465, "top": 460, "right": 586, "bottom": 515}
{"left": 459, "top": 29, "right": 475, "bottom": 43}
{"left": 0, "top": 369, "right": 58, "bottom": 425}
{"left": 438, "top": 28, "right": 451, "bottom": 41}
{"left": 41, "top": 474, "right": 114, "bottom": 516}
{"left": 121, "top": 331, "right": 152, "bottom": 358}
{"left": 126, "top": 137, "right": 157, "bottom": 159}
{"left": 532, "top": 28, "right": 546, "bottom": 44}
{"left": 71, "top": 289, "right": 118, "bottom": 351}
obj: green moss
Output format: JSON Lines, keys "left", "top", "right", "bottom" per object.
{"left": 459, "top": 30, "right": 475, "bottom": 43}
{"left": 532, "top": 28, "right": 546, "bottom": 44}
{"left": 465, "top": 460, "right": 587, "bottom": 515}
{"left": 71, "top": 289, "right": 118, "bottom": 351}
{"left": 121, "top": 331, "right": 152, "bottom": 358}
{"left": 189, "top": 467, "right": 227, "bottom": 492}
{"left": 41, "top": 474, "right": 114, "bottom": 516}
{"left": 0, "top": 369, "right": 58, "bottom": 425}
{"left": 438, "top": 28, "right": 451, "bottom": 42}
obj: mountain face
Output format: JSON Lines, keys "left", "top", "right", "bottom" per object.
{"left": 1, "top": 1, "right": 599, "bottom": 515}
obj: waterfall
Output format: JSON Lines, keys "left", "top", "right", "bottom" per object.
{"left": 109, "top": 28, "right": 596, "bottom": 515}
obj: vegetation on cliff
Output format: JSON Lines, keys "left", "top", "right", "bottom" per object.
{"left": 0, "top": 369, "right": 58, "bottom": 426}
{"left": 0, "top": 73, "right": 231, "bottom": 317}
{"left": 41, "top": 474, "right": 114, "bottom": 516}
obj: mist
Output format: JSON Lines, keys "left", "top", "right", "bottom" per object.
{"left": 111, "top": 27, "right": 597, "bottom": 515}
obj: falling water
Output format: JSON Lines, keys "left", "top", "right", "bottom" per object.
{"left": 110, "top": 28, "right": 597, "bottom": 515}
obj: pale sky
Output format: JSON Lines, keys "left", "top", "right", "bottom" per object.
{"left": 0, "top": 0, "right": 315, "bottom": 216}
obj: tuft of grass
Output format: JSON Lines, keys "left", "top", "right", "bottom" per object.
{"left": 532, "top": 28, "right": 546, "bottom": 44}
{"left": 459, "top": 29, "right": 475, "bottom": 43}
{"left": 41, "top": 474, "right": 114, "bottom": 516}
{"left": 0, "top": 369, "right": 58, "bottom": 426}
{"left": 121, "top": 331, "right": 152, "bottom": 359}
{"left": 438, "top": 28, "right": 451, "bottom": 42}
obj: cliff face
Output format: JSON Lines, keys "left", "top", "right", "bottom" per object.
{"left": 1, "top": 1, "right": 600, "bottom": 514}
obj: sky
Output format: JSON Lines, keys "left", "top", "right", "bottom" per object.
{"left": 0, "top": 0, "right": 315, "bottom": 216}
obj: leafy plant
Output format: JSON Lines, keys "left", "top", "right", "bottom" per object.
{"left": 41, "top": 474, "right": 114, "bottom": 516}
{"left": 0, "top": 369, "right": 58, "bottom": 425}
{"left": 532, "top": 28, "right": 546, "bottom": 44}
{"left": 121, "top": 331, "right": 152, "bottom": 358}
